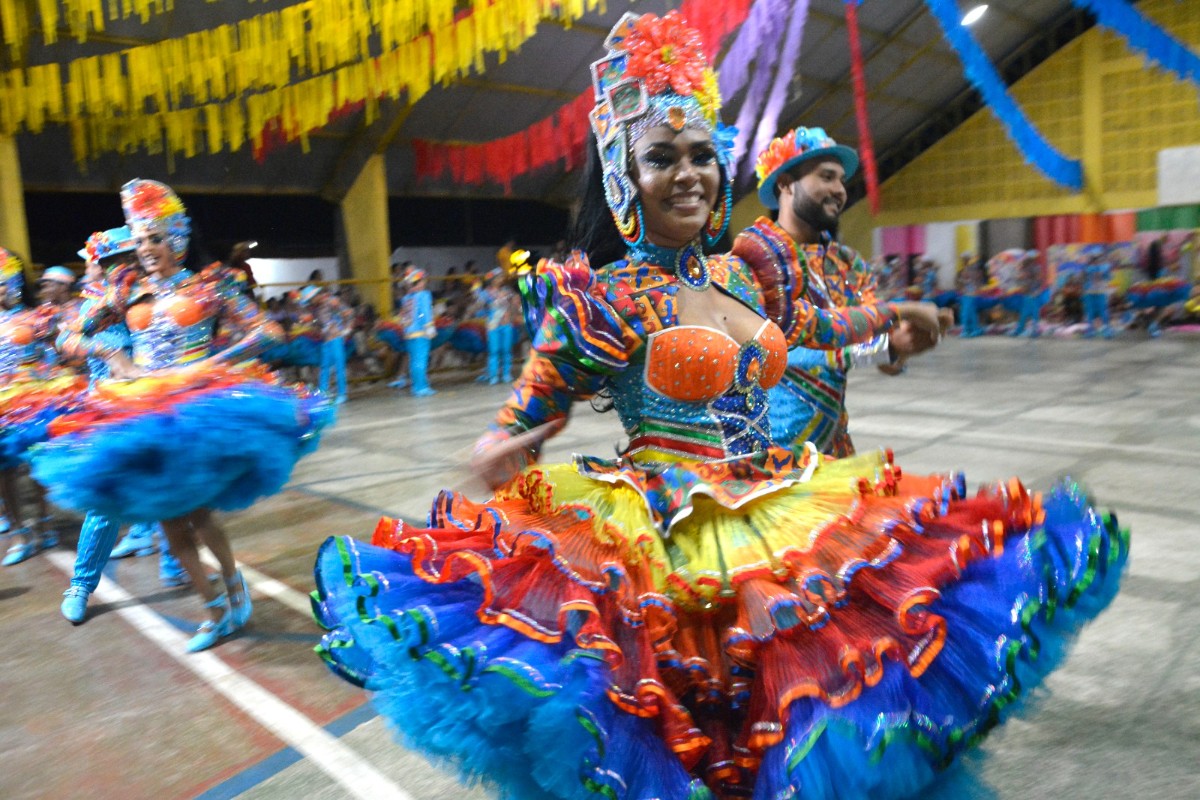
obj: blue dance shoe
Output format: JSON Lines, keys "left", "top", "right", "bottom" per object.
{"left": 3, "top": 529, "right": 53, "bottom": 566}
{"left": 159, "top": 552, "right": 190, "bottom": 588}
{"left": 228, "top": 571, "right": 253, "bottom": 630}
{"left": 111, "top": 528, "right": 157, "bottom": 559}
{"left": 186, "top": 593, "right": 233, "bottom": 653}
{"left": 0, "top": 514, "right": 9, "bottom": 534}
{"left": 61, "top": 586, "right": 90, "bottom": 624}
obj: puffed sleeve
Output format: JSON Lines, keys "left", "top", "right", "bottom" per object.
{"left": 205, "top": 264, "right": 284, "bottom": 364}
{"left": 732, "top": 217, "right": 898, "bottom": 349}
{"left": 480, "top": 252, "right": 641, "bottom": 454}
{"left": 56, "top": 265, "right": 141, "bottom": 362}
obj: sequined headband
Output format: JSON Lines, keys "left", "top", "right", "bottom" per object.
{"left": 120, "top": 179, "right": 191, "bottom": 262}
{"left": 0, "top": 246, "right": 24, "bottom": 297}
{"left": 589, "top": 12, "right": 734, "bottom": 245}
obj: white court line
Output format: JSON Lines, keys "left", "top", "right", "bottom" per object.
{"left": 851, "top": 422, "right": 1198, "bottom": 461}
{"left": 46, "top": 552, "right": 411, "bottom": 800}
{"left": 199, "top": 552, "right": 313, "bottom": 617}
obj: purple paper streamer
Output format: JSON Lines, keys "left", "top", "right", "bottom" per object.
{"left": 717, "top": 0, "right": 776, "bottom": 100}
{"left": 743, "top": 0, "right": 811, "bottom": 184}
{"left": 730, "top": 0, "right": 791, "bottom": 166}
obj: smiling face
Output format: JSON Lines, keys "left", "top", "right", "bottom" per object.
{"left": 777, "top": 157, "right": 848, "bottom": 241}
{"left": 631, "top": 125, "right": 721, "bottom": 249}
{"left": 133, "top": 226, "right": 179, "bottom": 278}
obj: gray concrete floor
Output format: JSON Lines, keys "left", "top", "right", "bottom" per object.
{"left": 4, "top": 333, "right": 1198, "bottom": 799}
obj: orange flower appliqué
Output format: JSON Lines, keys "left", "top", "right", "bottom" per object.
{"left": 623, "top": 12, "right": 706, "bottom": 96}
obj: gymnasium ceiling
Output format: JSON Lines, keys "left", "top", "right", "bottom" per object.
{"left": 13, "top": 0, "right": 1093, "bottom": 207}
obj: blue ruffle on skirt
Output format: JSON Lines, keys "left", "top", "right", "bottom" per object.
{"left": 312, "top": 479, "right": 1125, "bottom": 800}
{"left": 32, "top": 382, "right": 334, "bottom": 522}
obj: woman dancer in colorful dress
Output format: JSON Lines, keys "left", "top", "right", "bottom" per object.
{"left": 312, "top": 13, "right": 1126, "bottom": 799}
{"left": 44, "top": 180, "right": 296, "bottom": 651}
{"left": 1, "top": 255, "right": 84, "bottom": 565}
{"left": 59, "top": 227, "right": 190, "bottom": 623}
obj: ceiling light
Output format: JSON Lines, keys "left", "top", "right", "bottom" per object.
{"left": 962, "top": 4, "right": 988, "bottom": 26}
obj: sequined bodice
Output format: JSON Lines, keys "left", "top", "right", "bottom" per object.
{"left": 126, "top": 271, "right": 216, "bottom": 369}
{"left": 597, "top": 254, "right": 783, "bottom": 463}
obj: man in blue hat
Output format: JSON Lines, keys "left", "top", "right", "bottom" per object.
{"left": 735, "top": 127, "right": 942, "bottom": 457}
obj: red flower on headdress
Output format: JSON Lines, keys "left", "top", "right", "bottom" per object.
{"left": 623, "top": 12, "right": 707, "bottom": 97}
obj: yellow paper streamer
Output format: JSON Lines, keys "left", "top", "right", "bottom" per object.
{"left": 1, "top": 0, "right": 605, "bottom": 165}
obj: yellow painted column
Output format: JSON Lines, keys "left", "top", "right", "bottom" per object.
{"left": 340, "top": 154, "right": 391, "bottom": 314}
{"left": 1079, "top": 31, "right": 1105, "bottom": 212}
{"left": 0, "top": 136, "right": 32, "bottom": 273}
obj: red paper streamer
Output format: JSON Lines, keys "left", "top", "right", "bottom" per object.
{"left": 845, "top": 2, "right": 880, "bottom": 215}
{"left": 412, "top": 0, "right": 755, "bottom": 192}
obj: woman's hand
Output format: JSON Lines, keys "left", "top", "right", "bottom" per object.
{"left": 106, "top": 352, "right": 145, "bottom": 381}
{"left": 469, "top": 419, "right": 567, "bottom": 491}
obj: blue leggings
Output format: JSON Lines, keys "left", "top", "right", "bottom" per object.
{"left": 486, "top": 325, "right": 514, "bottom": 381}
{"left": 71, "top": 517, "right": 174, "bottom": 592}
{"left": 1013, "top": 293, "right": 1043, "bottom": 335}
{"left": 960, "top": 295, "right": 981, "bottom": 336}
{"left": 406, "top": 336, "right": 431, "bottom": 392}
{"left": 319, "top": 337, "right": 347, "bottom": 398}
{"left": 1084, "top": 293, "right": 1111, "bottom": 331}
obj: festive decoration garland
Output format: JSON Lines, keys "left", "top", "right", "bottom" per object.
{"left": 0, "top": 0, "right": 463, "bottom": 61}
{"left": 1070, "top": 0, "right": 1200, "bottom": 86}
{"left": 741, "top": 0, "right": 810, "bottom": 184}
{"left": 0, "top": 0, "right": 603, "bottom": 164}
{"left": 730, "top": 0, "right": 789, "bottom": 169}
{"left": 924, "top": 0, "right": 1083, "bottom": 190}
{"left": 717, "top": 0, "right": 775, "bottom": 105}
{"left": 845, "top": 0, "right": 880, "bottom": 214}
{"left": 411, "top": 0, "right": 755, "bottom": 191}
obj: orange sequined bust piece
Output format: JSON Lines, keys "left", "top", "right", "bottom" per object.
{"left": 645, "top": 321, "right": 787, "bottom": 404}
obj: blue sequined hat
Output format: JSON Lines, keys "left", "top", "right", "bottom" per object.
{"left": 79, "top": 226, "right": 136, "bottom": 262}
{"left": 40, "top": 266, "right": 77, "bottom": 285}
{"left": 755, "top": 127, "right": 859, "bottom": 210}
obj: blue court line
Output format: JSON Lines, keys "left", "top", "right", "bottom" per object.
{"left": 193, "top": 702, "right": 379, "bottom": 800}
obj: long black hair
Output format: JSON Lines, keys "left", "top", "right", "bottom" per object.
{"left": 570, "top": 138, "right": 628, "bottom": 268}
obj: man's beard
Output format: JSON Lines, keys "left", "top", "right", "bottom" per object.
{"left": 793, "top": 190, "right": 840, "bottom": 235}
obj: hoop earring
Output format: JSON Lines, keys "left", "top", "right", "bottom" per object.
{"left": 704, "top": 181, "right": 733, "bottom": 248}
{"left": 615, "top": 198, "right": 646, "bottom": 247}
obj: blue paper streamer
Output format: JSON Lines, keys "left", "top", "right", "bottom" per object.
{"left": 924, "top": 0, "right": 1083, "bottom": 190}
{"left": 1073, "top": 0, "right": 1200, "bottom": 85}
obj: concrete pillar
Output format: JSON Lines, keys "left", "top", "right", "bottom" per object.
{"left": 0, "top": 136, "right": 32, "bottom": 272}
{"left": 339, "top": 154, "right": 391, "bottom": 314}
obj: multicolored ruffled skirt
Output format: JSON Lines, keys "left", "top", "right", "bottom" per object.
{"left": 312, "top": 447, "right": 1127, "bottom": 800}
{"left": 0, "top": 371, "right": 88, "bottom": 470}
{"left": 31, "top": 362, "right": 334, "bottom": 523}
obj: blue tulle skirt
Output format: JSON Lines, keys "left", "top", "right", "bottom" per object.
{"left": 312, "top": 478, "right": 1127, "bottom": 800}
{"left": 32, "top": 381, "right": 334, "bottom": 523}
{"left": 0, "top": 405, "right": 63, "bottom": 470}
{"left": 262, "top": 336, "right": 323, "bottom": 367}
